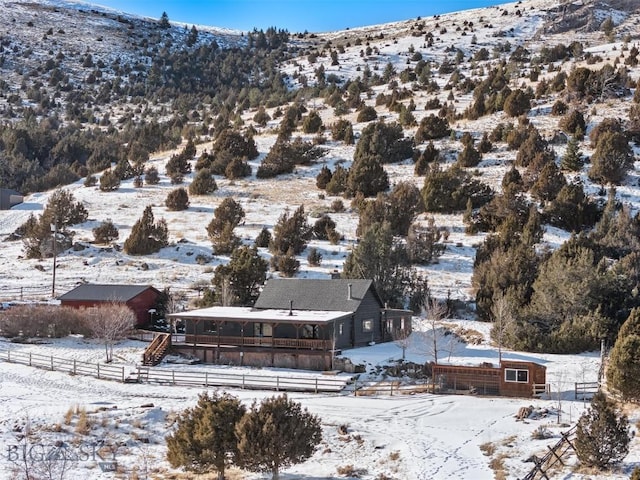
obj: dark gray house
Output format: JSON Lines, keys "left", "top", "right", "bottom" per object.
{"left": 254, "top": 278, "right": 410, "bottom": 348}
{"left": 0, "top": 189, "right": 23, "bottom": 210}
{"left": 167, "top": 279, "right": 413, "bottom": 370}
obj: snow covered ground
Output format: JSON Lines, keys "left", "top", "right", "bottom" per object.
{"left": 0, "top": 326, "right": 636, "bottom": 480}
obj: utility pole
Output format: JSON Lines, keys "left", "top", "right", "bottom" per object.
{"left": 51, "top": 223, "right": 57, "bottom": 298}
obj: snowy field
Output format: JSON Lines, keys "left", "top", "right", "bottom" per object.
{"left": 0, "top": 327, "right": 637, "bottom": 480}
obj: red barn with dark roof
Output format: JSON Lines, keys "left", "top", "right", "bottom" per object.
{"left": 58, "top": 284, "right": 162, "bottom": 327}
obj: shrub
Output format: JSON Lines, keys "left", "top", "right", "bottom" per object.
{"left": 307, "top": 248, "right": 323, "bottom": 266}
{"left": 189, "top": 168, "right": 217, "bottom": 195}
{"left": 255, "top": 227, "right": 272, "bottom": 248}
{"left": 93, "top": 219, "right": 119, "bottom": 244}
{"left": 415, "top": 114, "right": 450, "bottom": 142}
{"left": 165, "top": 188, "right": 190, "bottom": 211}
{"left": 503, "top": 89, "right": 531, "bottom": 117}
{"left": 99, "top": 169, "right": 120, "bottom": 191}
{"left": 144, "top": 166, "right": 160, "bottom": 185}
{"left": 302, "top": 111, "right": 323, "bottom": 133}
{"left": 575, "top": 392, "right": 630, "bottom": 469}
{"left": 331, "top": 199, "right": 345, "bottom": 212}
{"left": 357, "top": 106, "right": 378, "bottom": 122}
{"left": 123, "top": 206, "right": 169, "bottom": 255}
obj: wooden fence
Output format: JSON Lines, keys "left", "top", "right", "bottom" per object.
{"left": 520, "top": 426, "right": 577, "bottom": 480}
{"left": 574, "top": 381, "right": 599, "bottom": 400}
{"left": 0, "top": 348, "right": 353, "bottom": 393}
{"left": 133, "top": 366, "right": 352, "bottom": 393}
{"left": 0, "top": 348, "right": 129, "bottom": 382}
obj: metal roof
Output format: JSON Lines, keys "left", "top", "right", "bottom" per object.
{"left": 253, "top": 278, "right": 378, "bottom": 312}
{"left": 58, "top": 284, "right": 159, "bottom": 302}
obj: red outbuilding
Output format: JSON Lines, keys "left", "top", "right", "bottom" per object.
{"left": 58, "top": 284, "right": 162, "bottom": 327}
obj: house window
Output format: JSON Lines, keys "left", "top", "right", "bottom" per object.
{"left": 204, "top": 321, "right": 217, "bottom": 334}
{"left": 254, "top": 323, "right": 273, "bottom": 337}
{"left": 504, "top": 368, "right": 529, "bottom": 383}
{"left": 338, "top": 323, "right": 344, "bottom": 336}
{"left": 362, "top": 319, "right": 373, "bottom": 333}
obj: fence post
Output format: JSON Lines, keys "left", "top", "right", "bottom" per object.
{"left": 73, "top": 359, "right": 76, "bottom": 375}
{"left": 315, "top": 377, "right": 318, "bottom": 394}
{"left": 97, "top": 363, "right": 100, "bottom": 379}
{"left": 7, "top": 350, "right": 10, "bottom": 362}
{"left": 121, "top": 367, "right": 125, "bottom": 383}
{"left": 205, "top": 372, "right": 208, "bottom": 387}
{"left": 276, "top": 376, "right": 280, "bottom": 391}
{"left": 242, "top": 374, "right": 245, "bottom": 389}
{"left": 50, "top": 355, "right": 54, "bottom": 371}
{"left": 29, "top": 352, "right": 32, "bottom": 366}
{"left": 172, "top": 370, "right": 175, "bottom": 385}
{"left": 390, "top": 382, "right": 393, "bottom": 396}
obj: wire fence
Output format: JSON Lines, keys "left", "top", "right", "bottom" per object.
{"left": 0, "top": 283, "right": 203, "bottom": 303}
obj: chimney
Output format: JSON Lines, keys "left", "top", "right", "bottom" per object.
{"left": 289, "top": 300, "right": 293, "bottom": 316}
{"left": 347, "top": 283, "right": 353, "bottom": 300}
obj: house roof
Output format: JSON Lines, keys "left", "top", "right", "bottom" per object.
{"left": 58, "top": 284, "right": 160, "bottom": 302}
{"left": 253, "top": 279, "right": 379, "bottom": 312}
{"left": 0, "top": 188, "right": 23, "bottom": 197}
{"left": 168, "top": 306, "right": 352, "bottom": 325}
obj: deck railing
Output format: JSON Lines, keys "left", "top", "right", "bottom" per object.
{"left": 129, "top": 330, "right": 331, "bottom": 351}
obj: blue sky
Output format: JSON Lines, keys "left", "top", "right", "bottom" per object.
{"left": 91, "top": 0, "right": 500, "bottom": 33}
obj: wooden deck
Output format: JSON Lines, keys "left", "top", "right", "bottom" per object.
{"left": 130, "top": 330, "right": 332, "bottom": 351}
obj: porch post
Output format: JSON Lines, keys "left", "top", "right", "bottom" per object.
{"left": 216, "top": 320, "right": 222, "bottom": 363}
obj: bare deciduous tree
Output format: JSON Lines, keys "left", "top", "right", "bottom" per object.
{"left": 490, "top": 292, "right": 514, "bottom": 364}
{"left": 392, "top": 327, "right": 412, "bottom": 360}
{"left": 414, "top": 297, "right": 448, "bottom": 365}
{"left": 84, "top": 303, "right": 136, "bottom": 362}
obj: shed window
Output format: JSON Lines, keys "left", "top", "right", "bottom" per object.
{"left": 504, "top": 368, "right": 529, "bottom": 383}
{"left": 362, "top": 319, "right": 373, "bottom": 333}
{"left": 338, "top": 323, "right": 344, "bottom": 336}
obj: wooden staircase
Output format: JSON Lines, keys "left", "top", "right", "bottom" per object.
{"left": 142, "top": 333, "right": 172, "bottom": 366}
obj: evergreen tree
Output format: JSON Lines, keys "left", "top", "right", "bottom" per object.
{"left": 588, "top": 131, "right": 633, "bottom": 185}
{"left": 315, "top": 165, "right": 332, "bottom": 190}
{"left": 275, "top": 248, "right": 300, "bottom": 277}
{"left": 456, "top": 144, "right": 482, "bottom": 168}
{"left": 607, "top": 308, "right": 640, "bottom": 401}
{"left": 346, "top": 154, "right": 389, "bottom": 197}
{"left": 189, "top": 168, "right": 217, "bottom": 195}
{"left": 574, "top": 391, "right": 630, "bottom": 469}
{"left": 302, "top": 111, "right": 323, "bottom": 133}
{"left": 166, "top": 392, "right": 246, "bottom": 480}
{"left": 207, "top": 198, "right": 245, "bottom": 255}
{"left": 123, "top": 206, "right": 169, "bottom": 255}
{"left": 414, "top": 141, "right": 440, "bottom": 176}
{"left": 255, "top": 227, "right": 272, "bottom": 248}
{"left": 236, "top": 394, "right": 322, "bottom": 480}
{"left": 165, "top": 188, "right": 190, "bottom": 211}
{"left": 561, "top": 136, "right": 583, "bottom": 171}
{"left": 213, "top": 245, "right": 268, "bottom": 306}
{"left": 92, "top": 219, "right": 119, "bottom": 244}
{"left": 342, "top": 222, "right": 415, "bottom": 308}
{"left": 144, "top": 166, "right": 160, "bottom": 185}
{"left": 159, "top": 11, "right": 170, "bottom": 29}
{"left": 415, "top": 114, "right": 450, "bottom": 142}
{"left": 270, "top": 205, "right": 311, "bottom": 255}
{"left": 99, "top": 169, "right": 120, "bottom": 192}
{"left": 42, "top": 189, "right": 88, "bottom": 228}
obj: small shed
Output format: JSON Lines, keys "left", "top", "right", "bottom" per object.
{"left": 432, "top": 360, "right": 547, "bottom": 398}
{"left": 0, "top": 188, "right": 23, "bottom": 210}
{"left": 58, "top": 284, "right": 163, "bottom": 327}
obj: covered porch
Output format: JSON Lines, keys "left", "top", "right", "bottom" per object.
{"left": 166, "top": 306, "right": 353, "bottom": 370}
